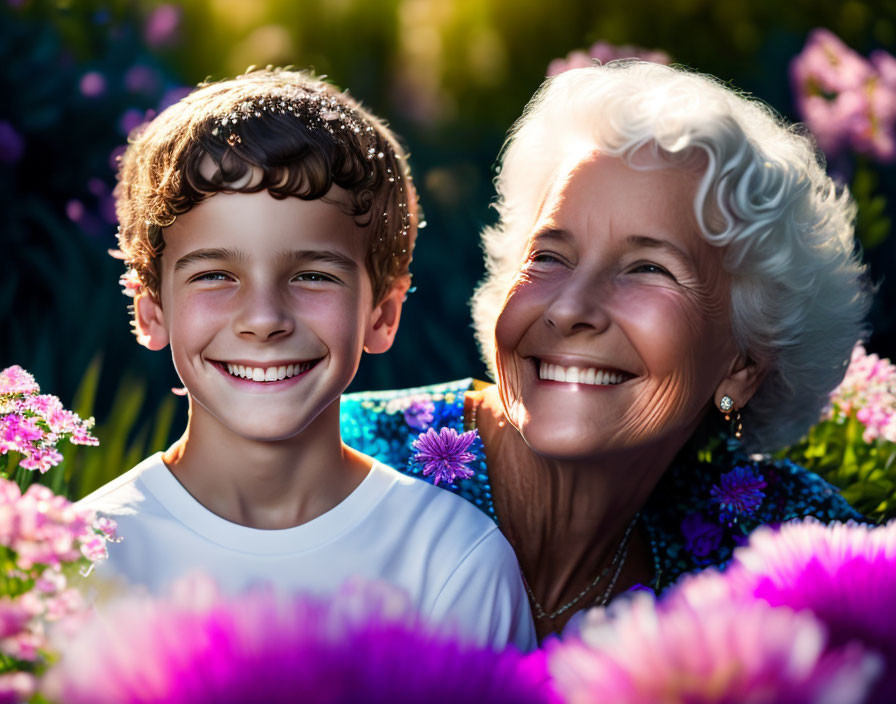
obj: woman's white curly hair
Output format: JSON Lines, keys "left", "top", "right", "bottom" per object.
{"left": 472, "top": 61, "right": 870, "bottom": 452}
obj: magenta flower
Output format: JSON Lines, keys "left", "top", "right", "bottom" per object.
{"left": 45, "top": 577, "right": 555, "bottom": 704}
{"left": 550, "top": 589, "right": 880, "bottom": 704}
{"left": 411, "top": 427, "right": 478, "bottom": 485}
{"left": 725, "top": 519, "right": 896, "bottom": 702}
{"left": 709, "top": 465, "right": 766, "bottom": 525}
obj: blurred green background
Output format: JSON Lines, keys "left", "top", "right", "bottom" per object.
{"left": 2, "top": 0, "right": 895, "bottom": 497}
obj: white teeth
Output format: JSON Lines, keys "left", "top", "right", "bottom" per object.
{"left": 223, "top": 361, "right": 315, "bottom": 382}
{"left": 538, "top": 361, "right": 628, "bottom": 387}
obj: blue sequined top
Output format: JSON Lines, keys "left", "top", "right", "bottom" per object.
{"left": 341, "top": 379, "right": 863, "bottom": 593}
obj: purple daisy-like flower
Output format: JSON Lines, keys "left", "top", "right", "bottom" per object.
{"left": 411, "top": 427, "right": 478, "bottom": 486}
{"left": 709, "top": 465, "right": 766, "bottom": 525}
{"left": 45, "top": 577, "right": 555, "bottom": 704}
{"left": 725, "top": 519, "right": 896, "bottom": 703}
{"left": 548, "top": 589, "right": 880, "bottom": 704}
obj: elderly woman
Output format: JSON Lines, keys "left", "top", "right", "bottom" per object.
{"left": 341, "top": 61, "right": 868, "bottom": 640}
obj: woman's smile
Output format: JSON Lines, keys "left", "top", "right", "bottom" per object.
{"left": 495, "top": 152, "right": 738, "bottom": 460}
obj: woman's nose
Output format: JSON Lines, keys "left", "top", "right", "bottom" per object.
{"left": 543, "top": 272, "right": 612, "bottom": 336}
{"left": 234, "top": 285, "right": 294, "bottom": 340}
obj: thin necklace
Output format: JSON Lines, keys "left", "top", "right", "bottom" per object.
{"left": 522, "top": 513, "right": 639, "bottom": 621}
{"left": 467, "top": 394, "right": 639, "bottom": 618}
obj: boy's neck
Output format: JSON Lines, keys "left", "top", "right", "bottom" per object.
{"left": 161, "top": 399, "right": 371, "bottom": 530}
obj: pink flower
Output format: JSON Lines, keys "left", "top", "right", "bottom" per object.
{"left": 790, "top": 29, "right": 896, "bottom": 162}
{"left": 0, "top": 367, "right": 38, "bottom": 396}
{"left": 550, "top": 589, "right": 879, "bottom": 704}
{"left": 547, "top": 41, "right": 670, "bottom": 77}
{"left": 724, "top": 519, "right": 896, "bottom": 703}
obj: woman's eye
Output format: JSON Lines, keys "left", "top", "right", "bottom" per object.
{"left": 631, "top": 263, "right": 675, "bottom": 279}
{"left": 527, "top": 252, "right": 564, "bottom": 266}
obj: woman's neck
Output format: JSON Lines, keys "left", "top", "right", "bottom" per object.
{"left": 470, "top": 385, "right": 671, "bottom": 638}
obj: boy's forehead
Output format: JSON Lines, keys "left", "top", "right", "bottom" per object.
{"left": 160, "top": 189, "right": 367, "bottom": 264}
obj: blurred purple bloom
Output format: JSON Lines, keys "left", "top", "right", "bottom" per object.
{"left": 548, "top": 590, "right": 879, "bottom": 704}
{"left": 726, "top": 519, "right": 896, "bottom": 703}
{"left": 79, "top": 71, "right": 107, "bottom": 98}
{"left": 45, "top": 577, "right": 554, "bottom": 704}
{"left": 0, "top": 121, "right": 24, "bottom": 164}
{"left": 403, "top": 399, "right": 435, "bottom": 430}
{"left": 124, "top": 65, "right": 161, "bottom": 95}
{"left": 547, "top": 41, "right": 670, "bottom": 77}
{"left": 157, "top": 85, "right": 193, "bottom": 112}
{"left": 680, "top": 512, "right": 723, "bottom": 557}
{"left": 709, "top": 465, "right": 766, "bottom": 525}
{"left": 144, "top": 4, "right": 181, "bottom": 47}
{"left": 118, "top": 108, "right": 152, "bottom": 137}
{"left": 108, "top": 144, "right": 127, "bottom": 171}
{"left": 412, "top": 427, "right": 478, "bottom": 485}
{"left": 65, "top": 199, "right": 84, "bottom": 222}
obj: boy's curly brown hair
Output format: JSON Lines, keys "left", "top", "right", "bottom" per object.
{"left": 115, "top": 68, "right": 416, "bottom": 305}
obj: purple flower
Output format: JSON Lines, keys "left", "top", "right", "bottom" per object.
{"left": 403, "top": 399, "right": 435, "bottom": 430}
{"left": 725, "top": 519, "right": 896, "bottom": 703}
{"left": 144, "top": 4, "right": 181, "bottom": 47}
{"left": 411, "top": 427, "right": 478, "bottom": 486}
{"left": 0, "top": 121, "right": 24, "bottom": 165}
{"left": 44, "top": 577, "right": 555, "bottom": 704}
{"left": 680, "top": 512, "right": 723, "bottom": 557}
{"left": 709, "top": 465, "right": 766, "bottom": 525}
{"left": 548, "top": 590, "right": 879, "bottom": 704}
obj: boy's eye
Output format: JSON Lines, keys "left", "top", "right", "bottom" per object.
{"left": 191, "top": 271, "right": 233, "bottom": 282}
{"left": 293, "top": 272, "right": 340, "bottom": 284}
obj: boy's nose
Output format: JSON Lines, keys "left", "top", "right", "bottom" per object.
{"left": 234, "top": 288, "right": 294, "bottom": 340}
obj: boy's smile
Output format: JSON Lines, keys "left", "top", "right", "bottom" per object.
{"left": 135, "top": 188, "right": 396, "bottom": 445}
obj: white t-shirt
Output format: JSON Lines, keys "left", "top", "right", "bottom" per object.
{"left": 79, "top": 453, "right": 536, "bottom": 651}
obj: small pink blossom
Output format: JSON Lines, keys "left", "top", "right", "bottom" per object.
{"left": 547, "top": 41, "right": 670, "bottom": 77}
{"left": 0, "top": 367, "right": 38, "bottom": 396}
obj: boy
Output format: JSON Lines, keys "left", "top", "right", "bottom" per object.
{"left": 81, "top": 69, "right": 535, "bottom": 651}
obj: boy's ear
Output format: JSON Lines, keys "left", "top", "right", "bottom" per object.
{"left": 713, "top": 353, "right": 767, "bottom": 412}
{"left": 133, "top": 292, "right": 170, "bottom": 351}
{"left": 363, "top": 276, "right": 410, "bottom": 355}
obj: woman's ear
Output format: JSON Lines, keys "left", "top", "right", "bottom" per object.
{"left": 714, "top": 354, "right": 767, "bottom": 411}
{"left": 133, "top": 292, "right": 170, "bottom": 351}
{"left": 363, "top": 276, "right": 410, "bottom": 355}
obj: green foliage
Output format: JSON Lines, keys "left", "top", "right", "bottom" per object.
{"left": 49, "top": 357, "right": 178, "bottom": 501}
{"left": 852, "top": 162, "right": 892, "bottom": 251}
{"left": 778, "top": 413, "right": 896, "bottom": 522}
